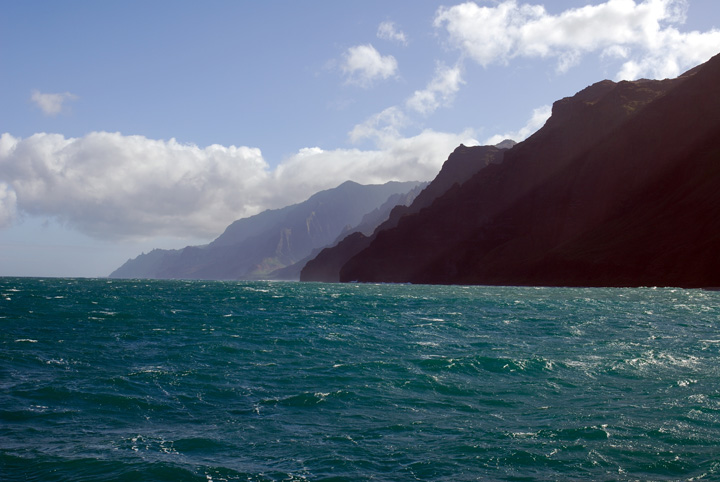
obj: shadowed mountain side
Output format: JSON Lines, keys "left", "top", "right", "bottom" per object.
{"left": 265, "top": 183, "right": 426, "bottom": 280}
{"left": 300, "top": 143, "right": 511, "bottom": 282}
{"left": 109, "top": 180, "right": 422, "bottom": 280}
{"left": 337, "top": 52, "right": 720, "bottom": 287}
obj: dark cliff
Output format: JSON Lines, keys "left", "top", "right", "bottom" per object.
{"left": 300, "top": 142, "right": 511, "bottom": 282}
{"left": 334, "top": 53, "right": 720, "bottom": 287}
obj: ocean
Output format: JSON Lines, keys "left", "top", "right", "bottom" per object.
{"left": 2, "top": 277, "right": 719, "bottom": 481}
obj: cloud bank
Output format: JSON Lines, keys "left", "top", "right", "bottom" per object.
{"left": 0, "top": 129, "right": 473, "bottom": 239}
{"left": 435, "top": 0, "right": 720, "bottom": 79}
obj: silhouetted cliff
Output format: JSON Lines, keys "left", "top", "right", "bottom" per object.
{"left": 330, "top": 53, "right": 720, "bottom": 287}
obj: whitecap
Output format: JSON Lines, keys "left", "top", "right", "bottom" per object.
{"left": 415, "top": 341, "right": 439, "bottom": 347}
{"left": 45, "top": 358, "right": 68, "bottom": 366}
{"left": 15, "top": 338, "right": 38, "bottom": 343}
{"left": 244, "top": 287, "right": 269, "bottom": 293}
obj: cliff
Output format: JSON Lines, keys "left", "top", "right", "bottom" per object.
{"left": 331, "top": 53, "right": 720, "bottom": 287}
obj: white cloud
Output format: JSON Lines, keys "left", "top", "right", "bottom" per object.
{"left": 348, "top": 106, "right": 409, "bottom": 144}
{"left": 341, "top": 44, "right": 398, "bottom": 87}
{"left": 435, "top": 0, "right": 720, "bottom": 80}
{"left": 377, "top": 21, "right": 408, "bottom": 45}
{"left": 0, "top": 128, "right": 475, "bottom": 240}
{"left": 30, "top": 90, "right": 78, "bottom": 116}
{"left": 406, "top": 63, "right": 464, "bottom": 114}
{"left": 273, "top": 128, "right": 478, "bottom": 205}
{"left": 484, "top": 105, "right": 551, "bottom": 145}
{"left": 0, "top": 132, "right": 269, "bottom": 239}
{"left": 0, "top": 182, "right": 17, "bottom": 228}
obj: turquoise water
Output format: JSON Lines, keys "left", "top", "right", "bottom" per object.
{"left": 2, "top": 278, "right": 719, "bottom": 481}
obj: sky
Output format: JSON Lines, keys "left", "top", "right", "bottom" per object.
{"left": 1, "top": 0, "right": 719, "bottom": 278}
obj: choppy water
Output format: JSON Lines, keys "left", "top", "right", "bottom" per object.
{"left": 2, "top": 277, "right": 719, "bottom": 481}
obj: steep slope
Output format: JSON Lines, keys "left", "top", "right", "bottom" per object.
{"left": 338, "top": 53, "right": 720, "bottom": 287}
{"left": 300, "top": 142, "right": 511, "bottom": 282}
{"left": 267, "top": 183, "right": 426, "bottom": 281}
{"left": 110, "top": 180, "right": 421, "bottom": 280}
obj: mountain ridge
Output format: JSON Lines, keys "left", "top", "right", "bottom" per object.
{"left": 330, "top": 52, "right": 720, "bottom": 287}
{"left": 109, "top": 180, "right": 422, "bottom": 280}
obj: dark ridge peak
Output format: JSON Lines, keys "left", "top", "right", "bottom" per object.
{"left": 451, "top": 143, "right": 472, "bottom": 152}
{"left": 569, "top": 79, "right": 617, "bottom": 104}
{"left": 550, "top": 59, "right": 708, "bottom": 117}
{"left": 548, "top": 73, "right": 686, "bottom": 124}
{"left": 495, "top": 139, "right": 517, "bottom": 150}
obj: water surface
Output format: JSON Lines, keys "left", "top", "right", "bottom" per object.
{"left": 2, "top": 278, "right": 719, "bottom": 481}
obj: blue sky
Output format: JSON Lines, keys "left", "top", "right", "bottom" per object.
{"left": 1, "top": 0, "right": 719, "bottom": 277}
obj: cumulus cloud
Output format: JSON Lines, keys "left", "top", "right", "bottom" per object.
{"left": 341, "top": 44, "right": 398, "bottom": 86}
{"left": 0, "top": 128, "right": 472, "bottom": 240}
{"left": 406, "top": 63, "right": 465, "bottom": 114}
{"left": 377, "top": 21, "right": 408, "bottom": 45}
{"left": 30, "top": 90, "right": 78, "bottom": 116}
{"left": 0, "top": 132, "right": 269, "bottom": 239}
{"left": 435, "top": 0, "right": 720, "bottom": 80}
{"left": 484, "top": 104, "right": 552, "bottom": 145}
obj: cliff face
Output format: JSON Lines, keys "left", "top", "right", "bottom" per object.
{"left": 266, "top": 183, "right": 426, "bottom": 281}
{"left": 334, "top": 53, "right": 720, "bottom": 287}
{"left": 300, "top": 143, "right": 510, "bottom": 282}
{"left": 109, "top": 180, "right": 422, "bottom": 280}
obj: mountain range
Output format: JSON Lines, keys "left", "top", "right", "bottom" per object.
{"left": 109, "top": 180, "right": 423, "bottom": 280}
{"left": 303, "top": 53, "right": 720, "bottom": 288}
{"left": 113, "top": 52, "right": 720, "bottom": 288}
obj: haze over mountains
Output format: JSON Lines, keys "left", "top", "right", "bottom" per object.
{"left": 110, "top": 181, "right": 423, "bottom": 280}
{"left": 112, "top": 52, "right": 720, "bottom": 287}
